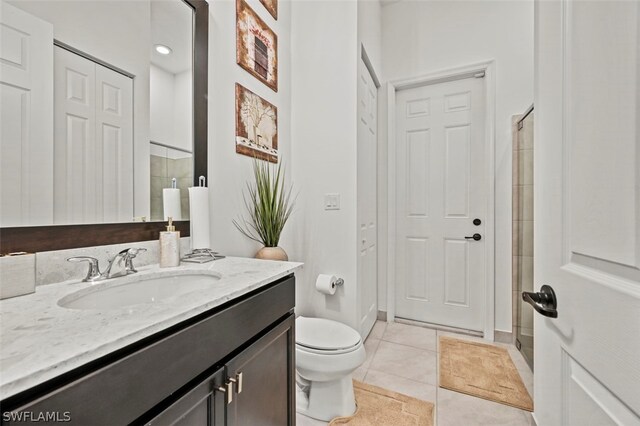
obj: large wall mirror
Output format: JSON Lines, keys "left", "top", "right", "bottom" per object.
{"left": 0, "top": 0, "right": 208, "bottom": 252}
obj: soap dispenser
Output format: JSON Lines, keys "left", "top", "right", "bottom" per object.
{"left": 160, "top": 217, "right": 180, "bottom": 268}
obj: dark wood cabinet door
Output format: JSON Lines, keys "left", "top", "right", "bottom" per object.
{"left": 226, "top": 315, "right": 295, "bottom": 426}
{"left": 145, "top": 367, "right": 226, "bottom": 426}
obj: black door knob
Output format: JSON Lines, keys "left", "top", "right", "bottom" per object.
{"left": 473, "top": 218, "right": 482, "bottom": 226}
{"left": 464, "top": 233, "right": 482, "bottom": 241}
{"left": 522, "top": 285, "right": 558, "bottom": 318}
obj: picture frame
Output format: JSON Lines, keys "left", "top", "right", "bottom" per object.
{"left": 259, "top": 0, "right": 277, "bottom": 20}
{"left": 235, "top": 83, "right": 278, "bottom": 163}
{"left": 236, "top": 0, "right": 278, "bottom": 92}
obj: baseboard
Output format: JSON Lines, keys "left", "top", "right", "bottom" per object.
{"left": 376, "top": 310, "right": 387, "bottom": 321}
{"left": 494, "top": 330, "right": 513, "bottom": 344}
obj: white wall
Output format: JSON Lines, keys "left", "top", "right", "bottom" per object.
{"left": 380, "top": 0, "right": 534, "bottom": 332}
{"left": 150, "top": 64, "right": 175, "bottom": 146}
{"left": 290, "top": 0, "right": 360, "bottom": 330}
{"left": 173, "top": 70, "right": 193, "bottom": 151}
{"left": 8, "top": 0, "right": 152, "bottom": 220}
{"left": 207, "top": 0, "right": 292, "bottom": 257}
{"left": 358, "top": 0, "right": 383, "bottom": 76}
{"left": 150, "top": 64, "right": 192, "bottom": 153}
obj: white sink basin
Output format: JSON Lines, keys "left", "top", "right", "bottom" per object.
{"left": 58, "top": 272, "right": 221, "bottom": 310}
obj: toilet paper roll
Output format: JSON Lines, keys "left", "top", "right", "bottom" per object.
{"left": 188, "top": 186, "right": 211, "bottom": 250}
{"left": 163, "top": 188, "right": 182, "bottom": 221}
{"left": 316, "top": 274, "right": 337, "bottom": 295}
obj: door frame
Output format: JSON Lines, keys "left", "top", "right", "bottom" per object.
{"left": 385, "top": 60, "right": 497, "bottom": 341}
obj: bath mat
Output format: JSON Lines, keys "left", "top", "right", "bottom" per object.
{"left": 439, "top": 336, "right": 533, "bottom": 411}
{"left": 329, "top": 380, "right": 434, "bottom": 426}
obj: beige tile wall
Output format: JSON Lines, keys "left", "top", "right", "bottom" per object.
{"left": 150, "top": 155, "right": 192, "bottom": 221}
{"left": 512, "top": 114, "right": 534, "bottom": 343}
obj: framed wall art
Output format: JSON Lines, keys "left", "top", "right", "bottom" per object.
{"left": 235, "top": 83, "right": 278, "bottom": 163}
{"left": 236, "top": 0, "right": 278, "bottom": 92}
{"left": 259, "top": 0, "right": 277, "bottom": 20}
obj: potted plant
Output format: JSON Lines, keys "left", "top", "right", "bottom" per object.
{"left": 233, "top": 160, "right": 295, "bottom": 261}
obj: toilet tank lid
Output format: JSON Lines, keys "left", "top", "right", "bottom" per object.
{"left": 296, "top": 317, "right": 362, "bottom": 351}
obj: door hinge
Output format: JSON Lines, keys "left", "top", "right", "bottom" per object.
{"left": 474, "top": 71, "right": 485, "bottom": 79}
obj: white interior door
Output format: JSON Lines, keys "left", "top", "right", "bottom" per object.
{"left": 395, "top": 76, "right": 486, "bottom": 331}
{"left": 95, "top": 63, "right": 134, "bottom": 223}
{"left": 534, "top": 0, "right": 640, "bottom": 424}
{"left": 0, "top": 1, "right": 53, "bottom": 226}
{"left": 54, "top": 46, "right": 133, "bottom": 224}
{"left": 54, "top": 46, "right": 96, "bottom": 224}
{"left": 357, "top": 58, "right": 378, "bottom": 337}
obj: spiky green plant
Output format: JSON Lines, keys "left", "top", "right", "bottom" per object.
{"left": 233, "top": 160, "right": 295, "bottom": 247}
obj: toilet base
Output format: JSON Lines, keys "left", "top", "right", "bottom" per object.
{"left": 296, "top": 374, "right": 357, "bottom": 422}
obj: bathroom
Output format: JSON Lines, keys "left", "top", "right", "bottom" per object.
{"left": 1, "top": 0, "right": 639, "bottom": 425}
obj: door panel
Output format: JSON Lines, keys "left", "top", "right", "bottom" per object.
{"left": 54, "top": 47, "right": 95, "bottom": 224}
{"left": 226, "top": 316, "right": 294, "bottom": 426}
{"left": 406, "top": 130, "right": 429, "bottom": 216}
{"left": 0, "top": 2, "right": 53, "bottom": 226}
{"left": 534, "top": 0, "right": 640, "bottom": 424}
{"left": 95, "top": 64, "right": 134, "bottom": 223}
{"left": 444, "top": 125, "right": 470, "bottom": 216}
{"left": 406, "top": 238, "right": 429, "bottom": 300}
{"left": 357, "top": 58, "right": 378, "bottom": 337}
{"left": 395, "top": 76, "right": 486, "bottom": 331}
{"left": 146, "top": 367, "right": 226, "bottom": 426}
{"left": 444, "top": 239, "right": 469, "bottom": 306}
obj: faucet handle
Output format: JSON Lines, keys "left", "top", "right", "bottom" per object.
{"left": 123, "top": 248, "right": 147, "bottom": 274}
{"left": 126, "top": 248, "right": 147, "bottom": 258}
{"left": 67, "top": 256, "right": 103, "bottom": 282}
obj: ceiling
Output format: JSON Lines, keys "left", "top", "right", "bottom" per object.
{"left": 150, "top": 0, "right": 193, "bottom": 75}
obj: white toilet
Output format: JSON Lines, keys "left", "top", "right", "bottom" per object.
{"left": 295, "top": 316, "right": 366, "bottom": 421}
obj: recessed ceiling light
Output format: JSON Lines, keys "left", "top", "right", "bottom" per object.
{"left": 155, "top": 44, "right": 172, "bottom": 55}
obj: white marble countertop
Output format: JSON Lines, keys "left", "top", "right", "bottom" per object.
{"left": 0, "top": 257, "right": 302, "bottom": 400}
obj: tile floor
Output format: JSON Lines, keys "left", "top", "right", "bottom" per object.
{"left": 296, "top": 321, "right": 535, "bottom": 426}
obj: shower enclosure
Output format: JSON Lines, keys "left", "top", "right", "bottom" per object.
{"left": 513, "top": 107, "right": 534, "bottom": 370}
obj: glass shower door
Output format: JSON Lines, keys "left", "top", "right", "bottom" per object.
{"left": 514, "top": 110, "right": 534, "bottom": 370}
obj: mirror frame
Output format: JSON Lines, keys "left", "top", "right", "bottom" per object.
{"left": 0, "top": 0, "right": 208, "bottom": 254}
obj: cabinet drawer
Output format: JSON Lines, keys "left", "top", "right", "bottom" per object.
{"left": 3, "top": 275, "right": 295, "bottom": 425}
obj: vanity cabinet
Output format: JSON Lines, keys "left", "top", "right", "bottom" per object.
{"left": 1, "top": 275, "right": 295, "bottom": 426}
{"left": 146, "top": 316, "right": 294, "bottom": 426}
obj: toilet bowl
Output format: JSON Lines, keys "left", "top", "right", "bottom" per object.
{"left": 295, "top": 316, "right": 366, "bottom": 422}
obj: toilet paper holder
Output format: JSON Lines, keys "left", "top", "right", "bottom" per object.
{"left": 334, "top": 278, "right": 344, "bottom": 287}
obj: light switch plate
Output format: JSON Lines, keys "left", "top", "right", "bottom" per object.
{"left": 324, "top": 193, "right": 340, "bottom": 210}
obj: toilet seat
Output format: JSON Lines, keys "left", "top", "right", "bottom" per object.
{"left": 296, "top": 340, "right": 363, "bottom": 355}
{"left": 296, "top": 317, "right": 361, "bottom": 353}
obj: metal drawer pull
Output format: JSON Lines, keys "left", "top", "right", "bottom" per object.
{"left": 229, "top": 372, "right": 243, "bottom": 394}
{"left": 216, "top": 381, "right": 233, "bottom": 404}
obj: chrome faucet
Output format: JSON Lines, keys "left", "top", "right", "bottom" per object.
{"left": 102, "top": 248, "right": 147, "bottom": 279}
{"left": 67, "top": 248, "right": 147, "bottom": 282}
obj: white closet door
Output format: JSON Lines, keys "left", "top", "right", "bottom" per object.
{"left": 54, "top": 47, "right": 96, "bottom": 224}
{"left": 357, "top": 58, "right": 378, "bottom": 337}
{"left": 95, "top": 64, "right": 133, "bottom": 223}
{"left": 0, "top": 2, "right": 53, "bottom": 226}
{"left": 54, "top": 46, "right": 133, "bottom": 224}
